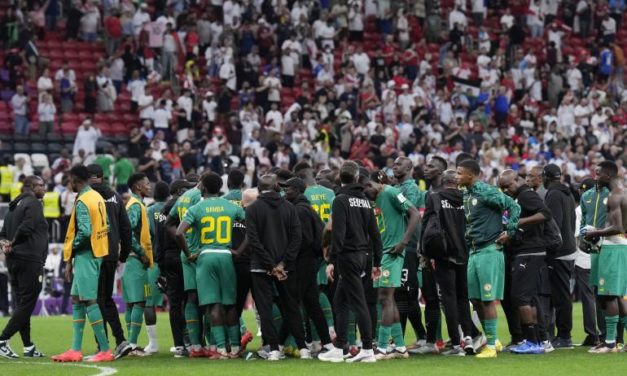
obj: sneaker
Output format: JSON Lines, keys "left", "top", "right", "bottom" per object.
{"left": 504, "top": 341, "right": 523, "bottom": 353}
{"left": 463, "top": 336, "right": 475, "bottom": 355}
{"left": 441, "top": 346, "right": 466, "bottom": 356}
{"left": 23, "top": 344, "right": 45, "bottom": 358}
{"left": 413, "top": 342, "right": 438, "bottom": 354}
{"left": 588, "top": 343, "right": 618, "bottom": 354}
{"left": 374, "top": 349, "right": 387, "bottom": 360}
{"left": 240, "top": 330, "right": 253, "bottom": 350}
{"left": 551, "top": 337, "right": 574, "bottom": 350}
{"left": 475, "top": 346, "right": 497, "bottom": 358}
{"left": 495, "top": 339, "right": 503, "bottom": 352}
{"left": 472, "top": 334, "right": 487, "bottom": 353}
{"left": 174, "top": 347, "right": 189, "bottom": 358}
{"left": 581, "top": 335, "right": 600, "bottom": 347}
{"left": 299, "top": 348, "right": 312, "bottom": 359}
{"left": 114, "top": 341, "right": 132, "bottom": 360}
{"left": 385, "top": 348, "right": 409, "bottom": 359}
{"left": 189, "top": 348, "right": 206, "bottom": 358}
{"left": 346, "top": 349, "right": 376, "bottom": 363}
{"left": 143, "top": 344, "right": 159, "bottom": 355}
{"left": 308, "top": 341, "right": 322, "bottom": 354}
{"left": 208, "top": 350, "right": 229, "bottom": 360}
{"left": 52, "top": 349, "right": 83, "bottom": 362}
{"left": 267, "top": 350, "right": 282, "bottom": 361}
{"left": 318, "top": 347, "right": 344, "bottom": 363}
{"left": 407, "top": 339, "right": 427, "bottom": 354}
{"left": 129, "top": 347, "right": 148, "bottom": 357}
{"left": 511, "top": 341, "right": 545, "bottom": 355}
{"left": 86, "top": 350, "right": 114, "bottom": 363}
{"left": 257, "top": 345, "right": 270, "bottom": 360}
{"left": 0, "top": 341, "right": 19, "bottom": 359}
{"left": 542, "top": 340, "right": 555, "bottom": 353}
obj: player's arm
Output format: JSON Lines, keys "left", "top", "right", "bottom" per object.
{"left": 322, "top": 219, "right": 332, "bottom": 261}
{"left": 175, "top": 221, "right": 192, "bottom": 259}
{"left": 127, "top": 203, "right": 145, "bottom": 257}
{"left": 330, "top": 199, "right": 347, "bottom": 262}
{"left": 485, "top": 186, "right": 521, "bottom": 238}
{"left": 118, "top": 196, "right": 132, "bottom": 262}
{"left": 586, "top": 194, "right": 624, "bottom": 238}
{"left": 518, "top": 192, "right": 551, "bottom": 226}
{"left": 579, "top": 191, "right": 589, "bottom": 232}
{"left": 393, "top": 206, "right": 419, "bottom": 255}
{"left": 166, "top": 203, "right": 180, "bottom": 239}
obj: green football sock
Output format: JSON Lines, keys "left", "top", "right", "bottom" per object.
{"left": 347, "top": 311, "right": 356, "bottom": 345}
{"left": 185, "top": 302, "right": 201, "bottom": 346}
{"left": 605, "top": 315, "right": 619, "bottom": 344}
{"left": 211, "top": 326, "right": 226, "bottom": 350}
{"left": 391, "top": 322, "right": 405, "bottom": 347}
{"left": 377, "top": 325, "right": 391, "bottom": 351}
{"left": 319, "top": 293, "right": 334, "bottom": 327}
{"left": 483, "top": 319, "right": 497, "bottom": 347}
{"left": 129, "top": 305, "right": 145, "bottom": 346}
{"left": 125, "top": 308, "right": 132, "bottom": 334}
{"left": 239, "top": 317, "right": 247, "bottom": 334}
{"left": 71, "top": 303, "right": 86, "bottom": 351}
{"left": 284, "top": 334, "right": 297, "bottom": 348}
{"left": 86, "top": 304, "right": 110, "bottom": 352}
{"left": 621, "top": 316, "right": 627, "bottom": 337}
{"left": 228, "top": 325, "right": 240, "bottom": 347}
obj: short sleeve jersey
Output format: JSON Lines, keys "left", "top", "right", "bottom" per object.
{"left": 305, "top": 185, "right": 335, "bottom": 223}
{"left": 183, "top": 197, "right": 245, "bottom": 251}
{"left": 169, "top": 187, "right": 203, "bottom": 254}
{"left": 374, "top": 185, "right": 414, "bottom": 250}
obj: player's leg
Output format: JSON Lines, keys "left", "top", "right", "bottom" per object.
{"left": 511, "top": 256, "right": 544, "bottom": 354}
{"left": 85, "top": 297, "right": 112, "bottom": 360}
{"left": 220, "top": 255, "right": 241, "bottom": 358}
{"left": 433, "top": 259, "right": 464, "bottom": 355}
{"left": 98, "top": 259, "right": 126, "bottom": 354}
{"left": 454, "top": 261, "right": 475, "bottom": 353}
{"left": 547, "top": 258, "right": 575, "bottom": 348}
{"left": 234, "top": 261, "right": 253, "bottom": 349}
{"left": 251, "top": 273, "right": 280, "bottom": 353}
{"left": 182, "top": 259, "right": 202, "bottom": 354}
{"left": 474, "top": 246, "right": 504, "bottom": 358}
{"left": 301, "top": 261, "right": 332, "bottom": 348}
{"left": 419, "top": 262, "right": 440, "bottom": 353}
{"left": 144, "top": 264, "right": 162, "bottom": 354}
{"left": 502, "top": 254, "right": 523, "bottom": 347}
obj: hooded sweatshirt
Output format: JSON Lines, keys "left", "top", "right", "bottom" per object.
{"left": 422, "top": 187, "right": 467, "bottom": 264}
{"left": 0, "top": 192, "right": 48, "bottom": 264}
{"left": 288, "top": 193, "right": 324, "bottom": 260}
{"left": 90, "top": 183, "right": 132, "bottom": 262}
{"left": 245, "top": 191, "right": 302, "bottom": 272}
{"left": 330, "top": 183, "right": 382, "bottom": 267}
{"left": 545, "top": 181, "right": 577, "bottom": 258}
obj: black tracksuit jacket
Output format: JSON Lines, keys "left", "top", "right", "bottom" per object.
{"left": 91, "top": 183, "right": 132, "bottom": 262}
{"left": 0, "top": 192, "right": 48, "bottom": 264}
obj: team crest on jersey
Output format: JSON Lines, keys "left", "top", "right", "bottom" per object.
{"left": 484, "top": 283, "right": 492, "bottom": 291}
{"left": 382, "top": 270, "right": 390, "bottom": 278}
{"left": 603, "top": 198, "right": 608, "bottom": 205}
{"left": 472, "top": 198, "right": 478, "bottom": 206}
{"left": 599, "top": 278, "right": 605, "bottom": 286}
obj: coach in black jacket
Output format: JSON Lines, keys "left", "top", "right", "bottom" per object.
{"left": 0, "top": 176, "right": 47, "bottom": 359}
{"left": 87, "top": 164, "right": 133, "bottom": 358}
{"left": 543, "top": 164, "right": 577, "bottom": 349}
{"left": 282, "top": 177, "right": 333, "bottom": 350}
{"left": 245, "top": 174, "right": 308, "bottom": 359}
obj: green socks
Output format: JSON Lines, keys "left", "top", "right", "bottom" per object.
{"left": 71, "top": 304, "right": 86, "bottom": 351}
{"left": 391, "top": 322, "right": 405, "bottom": 347}
{"left": 621, "top": 316, "right": 627, "bottom": 338}
{"left": 228, "top": 325, "right": 240, "bottom": 348}
{"left": 125, "top": 308, "right": 132, "bottom": 334}
{"left": 482, "top": 319, "right": 498, "bottom": 347}
{"left": 185, "top": 302, "right": 201, "bottom": 346}
{"left": 319, "top": 293, "right": 334, "bottom": 327}
{"left": 129, "top": 305, "right": 145, "bottom": 346}
{"left": 211, "top": 326, "right": 226, "bottom": 350}
{"left": 86, "top": 304, "right": 110, "bottom": 352}
{"left": 378, "top": 325, "right": 391, "bottom": 351}
{"left": 605, "top": 315, "right": 619, "bottom": 344}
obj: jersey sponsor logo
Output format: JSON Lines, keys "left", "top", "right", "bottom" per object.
{"left": 348, "top": 197, "right": 372, "bottom": 209}
{"left": 471, "top": 198, "right": 478, "bottom": 206}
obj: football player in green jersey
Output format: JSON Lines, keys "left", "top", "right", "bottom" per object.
{"left": 365, "top": 173, "right": 420, "bottom": 360}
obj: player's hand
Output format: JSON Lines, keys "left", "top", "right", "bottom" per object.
{"left": 495, "top": 231, "right": 510, "bottom": 245}
{"left": 65, "top": 263, "right": 73, "bottom": 282}
{"left": 230, "top": 249, "right": 240, "bottom": 258}
{"left": 391, "top": 242, "right": 407, "bottom": 255}
{"left": 0, "top": 239, "right": 11, "bottom": 254}
{"left": 377, "top": 171, "right": 389, "bottom": 184}
{"left": 371, "top": 266, "right": 382, "bottom": 281}
{"left": 326, "top": 264, "right": 335, "bottom": 283}
{"left": 187, "top": 253, "right": 198, "bottom": 263}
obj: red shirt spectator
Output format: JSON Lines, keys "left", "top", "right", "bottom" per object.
{"left": 104, "top": 15, "right": 122, "bottom": 39}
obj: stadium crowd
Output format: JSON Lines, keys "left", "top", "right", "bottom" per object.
{"left": 1, "top": 0, "right": 627, "bottom": 365}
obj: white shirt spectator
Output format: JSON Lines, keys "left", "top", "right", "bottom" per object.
{"left": 348, "top": 2, "right": 364, "bottom": 32}
{"left": 351, "top": 52, "right": 370, "bottom": 75}
{"left": 10, "top": 92, "right": 27, "bottom": 116}
{"left": 265, "top": 109, "right": 284, "bottom": 133}
{"left": 73, "top": 124, "right": 101, "bottom": 156}
{"left": 109, "top": 58, "right": 125, "bottom": 82}
{"left": 177, "top": 95, "right": 193, "bottom": 121}
{"left": 37, "top": 75, "right": 53, "bottom": 93}
{"left": 567, "top": 67, "right": 583, "bottom": 92}
{"left": 38, "top": 102, "right": 56, "bottom": 122}
{"left": 152, "top": 107, "right": 172, "bottom": 129}
{"left": 223, "top": 0, "right": 242, "bottom": 28}
{"left": 602, "top": 17, "right": 617, "bottom": 36}
{"left": 265, "top": 75, "right": 281, "bottom": 102}
{"left": 448, "top": 8, "right": 467, "bottom": 30}
{"left": 397, "top": 93, "right": 415, "bottom": 117}
{"left": 81, "top": 7, "right": 101, "bottom": 34}
{"left": 281, "top": 53, "right": 295, "bottom": 76}
{"left": 203, "top": 98, "right": 218, "bottom": 122}
{"left": 219, "top": 60, "right": 237, "bottom": 91}
{"left": 500, "top": 13, "right": 514, "bottom": 29}
{"left": 132, "top": 9, "right": 151, "bottom": 36}
{"left": 127, "top": 79, "right": 146, "bottom": 102}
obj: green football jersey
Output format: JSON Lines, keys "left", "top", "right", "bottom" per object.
{"left": 305, "top": 185, "right": 335, "bottom": 223}
{"left": 222, "top": 189, "right": 242, "bottom": 207}
{"left": 169, "top": 187, "right": 203, "bottom": 253}
{"left": 374, "top": 185, "right": 414, "bottom": 251}
{"left": 183, "top": 197, "right": 245, "bottom": 251}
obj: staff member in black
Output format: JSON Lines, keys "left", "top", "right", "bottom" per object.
{"left": 0, "top": 176, "right": 48, "bottom": 359}
{"left": 543, "top": 164, "right": 577, "bottom": 349}
{"left": 155, "top": 179, "right": 194, "bottom": 357}
{"left": 245, "top": 174, "right": 309, "bottom": 361}
{"left": 319, "top": 161, "right": 382, "bottom": 364}
{"left": 499, "top": 170, "right": 553, "bottom": 354}
{"left": 86, "top": 164, "right": 133, "bottom": 359}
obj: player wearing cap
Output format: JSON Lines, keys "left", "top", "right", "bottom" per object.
{"left": 542, "top": 164, "right": 577, "bottom": 349}
{"left": 456, "top": 160, "right": 521, "bottom": 358}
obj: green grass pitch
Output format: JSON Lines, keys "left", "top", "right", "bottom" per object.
{"left": 1, "top": 304, "right": 625, "bottom": 375}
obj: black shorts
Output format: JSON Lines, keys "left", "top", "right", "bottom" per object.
{"left": 510, "top": 254, "right": 545, "bottom": 307}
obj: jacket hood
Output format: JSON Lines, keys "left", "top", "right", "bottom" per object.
{"left": 547, "top": 181, "right": 572, "bottom": 196}
{"left": 259, "top": 191, "right": 286, "bottom": 208}
{"left": 90, "top": 183, "right": 115, "bottom": 199}
{"left": 337, "top": 183, "right": 366, "bottom": 197}
{"left": 289, "top": 194, "right": 310, "bottom": 206}
{"left": 437, "top": 187, "right": 463, "bottom": 203}
{"left": 9, "top": 192, "right": 33, "bottom": 211}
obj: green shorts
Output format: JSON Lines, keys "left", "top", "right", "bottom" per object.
{"left": 196, "top": 250, "right": 236, "bottom": 306}
{"left": 467, "top": 244, "right": 504, "bottom": 302}
{"left": 590, "top": 252, "right": 599, "bottom": 288}
{"left": 316, "top": 260, "right": 328, "bottom": 286}
{"left": 374, "top": 251, "right": 405, "bottom": 288}
{"left": 122, "top": 256, "right": 148, "bottom": 303}
{"left": 145, "top": 264, "right": 164, "bottom": 307}
{"left": 597, "top": 244, "right": 627, "bottom": 297}
{"left": 181, "top": 252, "right": 197, "bottom": 291}
{"left": 70, "top": 249, "right": 102, "bottom": 301}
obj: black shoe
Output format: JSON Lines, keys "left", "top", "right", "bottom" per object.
{"left": 581, "top": 335, "right": 600, "bottom": 347}
{"left": 174, "top": 346, "right": 189, "bottom": 358}
{"left": 23, "top": 344, "right": 45, "bottom": 358}
{"left": 114, "top": 341, "right": 133, "bottom": 360}
{"left": 0, "top": 340, "right": 19, "bottom": 359}
{"left": 551, "top": 337, "right": 574, "bottom": 349}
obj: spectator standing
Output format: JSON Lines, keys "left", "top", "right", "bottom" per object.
{"left": 11, "top": 85, "right": 29, "bottom": 136}
{"left": 37, "top": 93, "right": 56, "bottom": 136}
{"left": 73, "top": 119, "right": 101, "bottom": 157}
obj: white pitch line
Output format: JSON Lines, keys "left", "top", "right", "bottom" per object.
{"left": 8, "top": 361, "right": 117, "bottom": 376}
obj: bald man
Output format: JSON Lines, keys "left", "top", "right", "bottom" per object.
{"left": 498, "top": 170, "right": 552, "bottom": 354}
